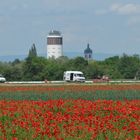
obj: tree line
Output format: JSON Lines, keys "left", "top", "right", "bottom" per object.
{"left": 1, "top": 45, "right": 140, "bottom": 81}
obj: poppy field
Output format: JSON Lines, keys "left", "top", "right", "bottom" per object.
{"left": 0, "top": 84, "right": 140, "bottom": 139}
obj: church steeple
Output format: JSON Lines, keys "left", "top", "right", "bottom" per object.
{"left": 84, "top": 43, "right": 92, "bottom": 60}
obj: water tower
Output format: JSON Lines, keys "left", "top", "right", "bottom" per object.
{"left": 47, "top": 30, "right": 63, "bottom": 59}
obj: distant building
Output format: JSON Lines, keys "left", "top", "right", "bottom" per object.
{"left": 47, "top": 30, "right": 63, "bottom": 59}
{"left": 84, "top": 43, "right": 92, "bottom": 60}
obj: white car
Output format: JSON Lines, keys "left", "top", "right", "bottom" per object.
{"left": 0, "top": 75, "right": 6, "bottom": 83}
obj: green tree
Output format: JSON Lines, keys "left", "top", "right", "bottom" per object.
{"left": 28, "top": 43, "right": 37, "bottom": 58}
{"left": 12, "top": 58, "right": 21, "bottom": 66}
{"left": 43, "top": 58, "right": 67, "bottom": 81}
{"left": 103, "top": 56, "right": 122, "bottom": 79}
{"left": 23, "top": 56, "right": 47, "bottom": 81}
{"left": 4, "top": 64, "right": 23, "bottom": 81}
{"left": 67, "top": 57, "right": 88, "bottom": 71}
{"left": 118, "top": 54, "right": 140, "bottom": 79}
{"left": 85, "top": 61, "right": 104, "bottom": 79}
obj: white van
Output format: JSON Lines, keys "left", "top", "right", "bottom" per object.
{"left": 63, "top": 71, "right": 85, "bottom": 82}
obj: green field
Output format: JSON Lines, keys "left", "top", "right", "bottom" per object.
{"left": 0, "top": 90, "right": 140, "bottom": 100}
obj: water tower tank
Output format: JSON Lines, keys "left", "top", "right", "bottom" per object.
{"left": 47, "top": 30, "right": 63, "bottom": 59}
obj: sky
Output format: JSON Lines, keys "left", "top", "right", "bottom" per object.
{"left": 0, "top": 0, "right": 140, "bottom": 58}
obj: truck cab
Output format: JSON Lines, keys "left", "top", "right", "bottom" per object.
{"left": 63, "top": 71, "right": 85, "bottom": 82}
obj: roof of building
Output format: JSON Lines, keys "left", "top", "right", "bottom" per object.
{"left": 84, "top": 44, "right": 92, "bottom": 53}
{"left": 49, "top": 30, "right": 61, "bottom": 36}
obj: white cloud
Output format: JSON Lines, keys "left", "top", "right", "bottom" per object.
{"left": 110, "top": 3, "right": 140, "bottom": 15}
{"left": 110, "top": 3, "right": 121, "bottom": 11}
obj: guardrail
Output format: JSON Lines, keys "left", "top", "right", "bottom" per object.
{"left": 3, "top": 80, "right": 140, "bottom": 84}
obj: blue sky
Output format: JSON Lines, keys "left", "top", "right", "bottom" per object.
{"left": 0, "top": 0, "right": 140, "bottom": 57}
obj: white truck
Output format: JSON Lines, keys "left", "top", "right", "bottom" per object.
{"left": 0, "top": 74, "right": 6, "bottom": 83}
{"left": 63, "top": 71, "right": 85, "bottom": 82}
